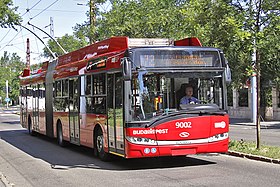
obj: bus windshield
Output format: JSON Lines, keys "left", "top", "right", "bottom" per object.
{"left": 131, "top": 71, "right": 225, "bottom": 121}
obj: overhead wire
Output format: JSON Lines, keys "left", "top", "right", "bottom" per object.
{"left": 27, "top": 0, "right": 60, "bottom": 62}
{"left": 0, "top": 0, "right": 43, "bottom": 52}
{"left": 0, "top": 29, "right": 12, "bottom": 43}
{"left": 26, "top": 1, "right": 41, "bottom": 63}
{"left": 27, "top": 0, "right": 60, "bottom": 63}
{"left": 21, "top": 0, "right": 43, "bottom": 17}
{"left": 0, "top": 0, "right": 60, "bottom": 58}
{"left": 29, "top": 0, "right": 59, "bottom": 21}
{"left": 0, "top": 0, "right": 42, "bottom": 45}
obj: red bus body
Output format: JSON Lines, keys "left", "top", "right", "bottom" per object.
{"left": 19, "top": 36, "right": 230, "bottom": 160}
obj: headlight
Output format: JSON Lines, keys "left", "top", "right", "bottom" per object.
{"left": 126, "top": 136, "right": 157, "bottom": 145}
{"left": 208, "top": 133, "right": 228, "bottom": 142}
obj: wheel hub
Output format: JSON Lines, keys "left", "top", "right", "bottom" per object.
{"left": 97, "top": 135, "right": 103, "bottom": 152}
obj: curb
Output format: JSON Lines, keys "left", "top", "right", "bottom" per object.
{"left": 227, "top": 150, "right": 280, "bottom": 164}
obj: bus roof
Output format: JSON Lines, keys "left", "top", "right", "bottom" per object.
{"left": 20, "top": 36, "right": 204, "bottom": 83}
{"left": 57, "top": 36, "right": 203, "bottom": 67}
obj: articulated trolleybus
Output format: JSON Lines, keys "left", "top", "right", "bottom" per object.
{"left": 19, "top": 36, "right": 231, "bottom": 160}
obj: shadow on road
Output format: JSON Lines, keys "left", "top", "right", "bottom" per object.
{"left": 0, "top": 129, "right": 216, "bottom": 171}
{"left": 1, "top": 120, "right": 20, "bottom": 125}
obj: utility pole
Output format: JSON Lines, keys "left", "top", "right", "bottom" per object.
{"left": 251, "top": 41, "right": 260, "bottom": 149}
{"left": 5, "top": 80, "right": 9, "bottom": 108}
{"left": 252, "top": 0, "right": 262, "bottom": 149}
{"left": 256, "top": 48, "right": 261, "bottom": 149}
{"left": 89, "top": 0, "right": 96, "bottom": 44}
{"left": 251, "top": 47, "right": 257, "bottom": 124}
{"left": 26, "top": 38, "right": 30, "bottom": 68}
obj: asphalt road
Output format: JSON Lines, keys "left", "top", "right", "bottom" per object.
{"left": 230, "top": 118, "right": 280, "bottom": 146}
{"left": 0, "top": 113, "right": 280, "bottom": 187}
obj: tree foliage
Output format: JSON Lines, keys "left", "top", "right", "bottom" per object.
{"left": 0, "top": 0, "right": 21, "bottom": 28}
{"left": 42, "top": 34, "right": 88, "bottom": 58}
{"left": 96, "top": 0, "right": 253, "bottom": 87}
{"left": 230, "top": 0, "right": 280, "bottom": 109}
{"left": 0, "top": 52, "right": 25, "bottom": 105}
{"left": 39, "top": 0, "right": 280, "bottom": 105}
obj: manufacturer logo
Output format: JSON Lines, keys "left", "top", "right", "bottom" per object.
{"left": 214, "top": 121, "right": 226, "bottom": 128}
{"left": 97, "top": 45, "right": 109, "bottom": 50}
{"left": 175, "top": 121, "right": 192, "bottom": 128}
{"left": 179, "top": 132, "right": 190, "bottom": 138}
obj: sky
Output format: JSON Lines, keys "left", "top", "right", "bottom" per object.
{"left": 0, "top": 0, "right": 91, "bottom": 65}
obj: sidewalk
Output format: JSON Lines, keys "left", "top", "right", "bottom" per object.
{"left": 230, "top": 117, "right": 280, "bottom": 128}
{"left": 0, "top": 105, "right": 20, "bottom": 114}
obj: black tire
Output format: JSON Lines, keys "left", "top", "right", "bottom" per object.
{"left": 57, "top": 122, "right": 66, "bottom": 147}
{"left": 95, "top": 128, "right": 110, "bottom": 161}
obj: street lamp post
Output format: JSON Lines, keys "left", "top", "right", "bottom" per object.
{"left": 6, "top": 80, "right": 9, "bottom": 108}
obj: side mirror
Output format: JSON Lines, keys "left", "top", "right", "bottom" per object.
{"left": 225, "top": 60, "right": 231, "bottom": 83}
{"left": 121, "top": 57, "right": 132, "bottom": 81}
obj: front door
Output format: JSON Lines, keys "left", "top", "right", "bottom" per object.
{"left": 107, "top": 73, "right": 124, "bottom": 155}
{"left": 69, "top": 78, "right": 80, "bottom": 145}
{"left": 20, "top": 86, "right": 28, "bottom": 128}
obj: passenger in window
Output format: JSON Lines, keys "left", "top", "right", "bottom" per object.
{"left": 85, "top": 85, "right": 91, "bottom": 95}
{"left": 180, "top": 86, "right": 200, "bottom": 104}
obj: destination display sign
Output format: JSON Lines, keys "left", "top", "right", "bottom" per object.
{"left": 86, "top": 57, "right": 107, "bottom": 70}
{"left": 135, "top": 50, "right": 221, "bottom": 68}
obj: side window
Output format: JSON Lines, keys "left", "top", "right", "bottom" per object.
{"left": 56, "top": 80, "right": 62, "bottom": 97}
{"left": 87, "top": 97, "right": 106, "bottom": 114}
{"left": 62, "top": 79, "right": 68, "bottom": 97}
{"left": 86, "top": 73, "right": 106, "bottom": 114}
{"left": 32, "top": 85, "right": 38, "bottom": 98}
{"left": 86, "top": 75, "right": 92, "bottom": 95}
{"left": 54, "top": 80, "right": 68, "bottom": 112}
{"left": 93, "top": 73, "right": 106, "bottom": 95}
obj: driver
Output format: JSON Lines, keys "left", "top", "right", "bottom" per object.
{"left": 180, "top": 86, "right": 200, "bottom": 104}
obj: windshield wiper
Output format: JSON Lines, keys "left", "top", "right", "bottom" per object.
{"left": 145, "top": 110, "right": 186, "bottom": 128}
{"left": 145, "top": 107, "right": 226, "bottom": 128}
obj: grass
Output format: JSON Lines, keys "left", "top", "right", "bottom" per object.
{"left": 229, "top": 140, "right": 280, "bottom": 160}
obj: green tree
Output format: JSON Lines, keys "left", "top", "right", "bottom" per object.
{"left": 229, "top": 0, "right": 280, "bottom": 148}
{"left": 0, "top": 52, "right": 25, "bottom": 105}
{"left": 0, "top": 0, "right": 21, "bottom": 28}
{"left": 42, "top": 34, "right": 88, "bottom": 58}
{"left": 177, "top": 0, "right": 252, "bottom": 87}
{"left": 96, "top": 0, "right": 186, "bottom": 39}
{"left": 42, "top": 0, "right": 107, "bottom": 58}
{"left": 96, "top": 0, "right": 251, "bottom": 87}
{"left": 74, "top": 0, "right": 107, "bottom": 43}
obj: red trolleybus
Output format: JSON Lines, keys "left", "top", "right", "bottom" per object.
{"left": 19, "top": 36, "right": 231, "bottom": 160}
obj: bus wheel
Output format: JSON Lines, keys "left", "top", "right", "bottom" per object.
{"left": 95, "top": 128, "right": 109, "bottom": 161}
{"left": 57, "top": 122, "right": 65, "bottom": 147}
{"left": 28, "top": 116, "right": 35, "bottom": 136}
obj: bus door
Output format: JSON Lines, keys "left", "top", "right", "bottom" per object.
{"left": 20, "top": 86, "right": 28, "bottom": 128}
{"left": 68, "top": 78, "right": 80, "bottom": 145}
{"left": 32, "top": 85, "right": 39, "bottom": 131}
{"left": 107, "top": 73, "right": 125, "bottom": 155}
